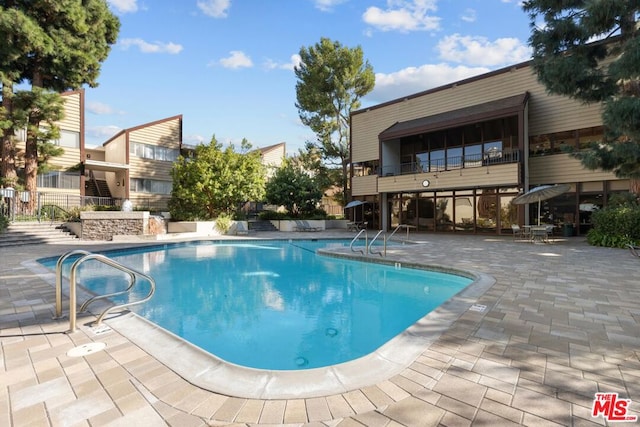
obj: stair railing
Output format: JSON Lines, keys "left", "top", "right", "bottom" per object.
{"left": 54, "top": 250, "right": 156, "bottom": 333}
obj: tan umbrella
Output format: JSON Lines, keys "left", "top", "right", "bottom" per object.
{"left": 512, "top": 184, "right": 571, "bottom": 225}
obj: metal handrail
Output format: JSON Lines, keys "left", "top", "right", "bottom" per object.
{"left": 55, "top": 250, "right": 156, "bottom": 333}
{"left": 368, "top": 230, "right": 385, "bottom": 256}
{"left": 350, "top": 228, "right": 368, "bottom": 254}
{"left": 387, "top": 224, "right": 403, "bottom": 241}
{"left": 54, "top": 249, "right": 92, "bottom": 319}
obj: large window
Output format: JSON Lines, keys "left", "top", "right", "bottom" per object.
{"left": 130, "top": 142, "right": 179, "bottom": 162}
{"left": 130, "top": 178, "right": 172, "bottom": 195}
{"left": 37, "top": 171, "right": 80, "bottom": 189}
{"left": 56, "top": 130, "right": 80, "bottom": 148}
{"left": 393, "top": 115, "right": 519, "bottom": 175}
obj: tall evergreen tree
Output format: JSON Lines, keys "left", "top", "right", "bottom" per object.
{"left": 294, "top": 38, "right": 375, "bottom": 204}
{"left": 523, "top": 1, "right": 640, "bottom": 190}
{"left": 0, "top": 1, "right": 119, "bottom": 193}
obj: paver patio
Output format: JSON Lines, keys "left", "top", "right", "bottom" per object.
{"left": 1, "top": 231, "right": 638, "bottom": 426}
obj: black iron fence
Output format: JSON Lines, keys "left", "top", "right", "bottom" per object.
{"left": 0, "top": 189, "right": 122, "bottom": 222}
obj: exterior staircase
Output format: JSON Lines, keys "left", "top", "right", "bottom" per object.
{"left": 248, "top": 220, "right": 279, "bottom": 232}
{"left": 0, "top": 222, "right": 79, "bottom": 248}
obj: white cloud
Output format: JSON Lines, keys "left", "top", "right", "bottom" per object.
{"left": 436, "top": 34, "right": 531, "bottom": 66}
{"left": 197, "top": 0, "right": 231, "bottom": 18}
{"left": 120, "top": 38, "right": 183, "bottom": 54}
{"left": 87, "top": 101, "right": 116, "bottom": 115}
{"left": 313, "top": 0, "right": 348, "bottom": 12}
{"left": 362, "top": 0, "right": 440, "bottom": 32}
{"left": 86, "top": 125, "right": 123, "bottom": 145}
{"left": 461, "top": 8, "right": 476, "bottom": 23}
{"left": 367, "top": 63, "right": 490, "bottom": 103}
{"left": 107, "top": 0, "right": 138, "bottom": 14}
{"left": 183, "top": 134, "right": 206, "bottom": 146}
{"left": 219, "top": 51, "right": 253, "bottom": 69}
{"left": 264, "top": 54, "right": 302, "bottom": 71}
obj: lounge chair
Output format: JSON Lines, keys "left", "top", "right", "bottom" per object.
{"left": 235, "top": 222, "right": 249, "bottom": 235}
{"left": 627, "top": 244, "right": 640, "bottom": 258}
{"left": 294, "top": 220, "right": 321, "bottom": 232}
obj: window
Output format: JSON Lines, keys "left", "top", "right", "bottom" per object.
{"left": 56, "top": 130, "right": 80, "bottom": 148}
{"left": 130, "top": 142, "right": 179, "bottom": 162}
{"left": 37, "top": 171, "right": 80, "bottom": 189}
{"left": 130, "top": 178, "right": 172, "bottom": 194}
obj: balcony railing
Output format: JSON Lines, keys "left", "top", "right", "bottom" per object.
{"left": 380, "top": 149, "right": 520, "bottom": 177}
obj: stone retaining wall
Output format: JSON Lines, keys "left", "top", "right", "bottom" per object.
{"left": 80, "top": 211, "right": 149, "bottom": 241}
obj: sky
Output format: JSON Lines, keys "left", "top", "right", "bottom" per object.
{"left": 89, "top": 0, "right": 534, "bottom": 154}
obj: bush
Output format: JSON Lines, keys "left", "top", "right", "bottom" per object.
{"left": 0, "top": 211, "right": 8, "bottom": 232}
{"left": 302, "top": 208, "right": 328, "bottom": 220}
{"left": 587, "top": 203, "right": 640, "bottom": 248}
{"left": 259, "top": 210, "right": 288, "bottom": 220}
{"left": 215, "top": 214, "right": 232, "bottom": 234}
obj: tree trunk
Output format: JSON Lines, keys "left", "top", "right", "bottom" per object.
{"left": 1, "top": 79, "right": 18, "bottom": 186}
{"left": 630, "top": 178, "right": 640, "bottom": 197}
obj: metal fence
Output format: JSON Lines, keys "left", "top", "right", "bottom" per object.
{"left": 0, "top": 189, "right": 121, "bottom": 222}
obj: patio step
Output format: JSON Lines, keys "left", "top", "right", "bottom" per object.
{"left": 248, "top": 220, "right": 278, "bottom": 232}
{"left": 0, "top": 221, "right": 78, "bottom": 247}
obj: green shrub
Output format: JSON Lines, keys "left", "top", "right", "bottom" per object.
{"left": 587, "top": 203, "right": 640, "bottom": 248}
{"left": 215, "top": 214, "right": 232, "bottom": 234}
{"left": 0, "top": 211, "right": 8, "bottom": 232}
{"left": 302, "top": 208, "right": 328, "bottom": 220}
{"left": 259, "top": 210, "right": 288, "bottom": 220}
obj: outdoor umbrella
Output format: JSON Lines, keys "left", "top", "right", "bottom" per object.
{"left": 512, "top": 184, "right": 571, "bottom": 225}
{"left": 344, "top": 200, "right": 368, "bottom": 222}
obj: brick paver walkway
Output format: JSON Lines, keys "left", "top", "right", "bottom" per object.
{"left": 1, "top": 232, "right": 638, "bottom": 426}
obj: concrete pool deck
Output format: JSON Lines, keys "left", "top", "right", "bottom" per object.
{"left": 1, "top": 231, "right": 639, "bottom": 426}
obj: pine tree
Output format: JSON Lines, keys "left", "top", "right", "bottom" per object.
{"left": 523, "top": 1, "right": 640, "bottom": 187}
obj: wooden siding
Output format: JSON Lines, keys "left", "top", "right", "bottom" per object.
{"left": 352, "top": 175, "right": 378, "bottom": 196}
{"left": 351, "top": 64, "right": 603, "bottom": 164}
{"left": 50, "top": 147, "right": 81, "bottom": 170}
{"left": 105, "top": 134, "right": 127, "bottom": 164}
{"left": 128, "top": 117, "right": 181, "bottom": 182}
{"left": 129, "top": 158, "right": 174, "bottom": 181}
{"left": 128, "top": 118, "right": 181, "bottom": 149}
{"left": 59, "top": 92, "right": 82, "bottom": 133}
{"left": 261, "top": 145, "right": 285, "bottom": 168}
{"left": 529, "top": 154, "right": 617, "bottom": 185}
{"left": 378, "top": 163, "right": 519, "bottom": 193}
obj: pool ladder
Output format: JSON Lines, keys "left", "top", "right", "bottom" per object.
{"left": 54, "top": 250, "right": 156, "bottom": 333}
{"left": 350, "top": 224, "right": 406, "bottom": 257}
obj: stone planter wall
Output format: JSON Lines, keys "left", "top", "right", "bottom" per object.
{"left": 80, "top": 211, "right": 149, "bottom": 241}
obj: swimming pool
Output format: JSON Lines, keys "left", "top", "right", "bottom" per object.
{"left": 43, "top": 239, "right": 472, "bottom": 370}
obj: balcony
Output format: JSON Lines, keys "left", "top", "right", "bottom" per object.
{"left": 380, "top": 148, "right": 520, "bottom": 177}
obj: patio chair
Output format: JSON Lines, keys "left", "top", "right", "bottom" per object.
{"left": 511, "top": 224, "right": 527, "bottom": 241}
{"left": 627, "top": 244, "right": 640, "bottom": 259}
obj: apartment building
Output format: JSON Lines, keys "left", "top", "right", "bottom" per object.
{"left": 350, "top": 61, "right": 629, "bottom": 235}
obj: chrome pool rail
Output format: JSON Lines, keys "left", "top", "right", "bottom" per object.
{"left": 349, "top": 228, "right": 368, "bottom": 254}
{"left": 54, "top": 250, "right": 156, "bottom": 333}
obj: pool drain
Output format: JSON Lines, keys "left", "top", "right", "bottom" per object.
{"left": 325, "top": 327, "right": 338, "bottom": 337}
{"left": 66, "top": 342, "right": 107, "bottom": 357}
{"left": 294, "top": 356, "right": 308, "bottom": 367}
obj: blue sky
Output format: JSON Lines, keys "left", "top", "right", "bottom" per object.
{"left": 92, "top": 0, "right": 533, "bottom": 153}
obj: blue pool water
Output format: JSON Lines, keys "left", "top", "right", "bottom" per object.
{"left": 42, "top": 239, "right": 472, "bottom": 370}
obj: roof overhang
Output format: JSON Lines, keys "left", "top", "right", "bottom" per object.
{"left": 379, "top": 92, "right": 529, "bottom": 142}
{"left": 84, "top": 159, "right": 130, "bottom": 172}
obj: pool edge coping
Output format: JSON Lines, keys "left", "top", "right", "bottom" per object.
{"left": 105, "top": 251, "right": 496, "bottom": 399}
{"left": 26, "top": 240, "right": 496, "bottom": 400}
